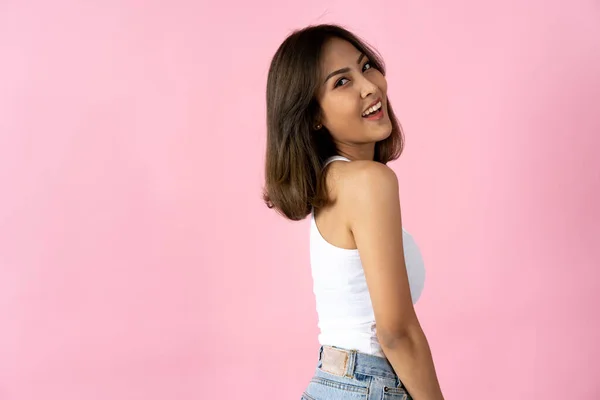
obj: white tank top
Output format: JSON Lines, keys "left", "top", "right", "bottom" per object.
{"left": 310, "top": 155, "right": 426, "bottom": 357}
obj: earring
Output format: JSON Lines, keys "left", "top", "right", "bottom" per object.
{"left": 314, "top": 124, "right": 322, "bottom": 130}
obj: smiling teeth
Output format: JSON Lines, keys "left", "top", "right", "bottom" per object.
{"left": 362, "top": 101, "right": 382, "bottom": 116}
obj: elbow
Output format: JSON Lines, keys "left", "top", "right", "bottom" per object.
{"left": 377, "top": 320, "right": 423, "bottom": 349}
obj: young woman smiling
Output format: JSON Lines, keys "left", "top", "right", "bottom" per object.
{"left": 263, "top": 24, "right": 444, "bottom": 400}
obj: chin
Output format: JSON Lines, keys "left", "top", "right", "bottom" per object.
{"left": 374, "top": 124, "right": 393, "bottom": 141}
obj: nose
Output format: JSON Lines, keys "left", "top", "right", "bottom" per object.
{"left": 359, "top": 75, "right": 378, "bottom": 99}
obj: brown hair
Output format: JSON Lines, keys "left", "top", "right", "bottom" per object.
{"left": 263, "top": 24, "right": 405, "bottom": 221}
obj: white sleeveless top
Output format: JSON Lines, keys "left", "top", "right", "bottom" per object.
{"left": 310, "top": 155, "right": 426, "bottom": 357}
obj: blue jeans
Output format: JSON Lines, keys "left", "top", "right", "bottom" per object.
{"left": 301, "top": 345, "right": 412, "bottom": 400}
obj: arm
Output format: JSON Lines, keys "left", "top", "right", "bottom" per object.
{"left": 344, "top": 161, "right": 444, "bottom": 400}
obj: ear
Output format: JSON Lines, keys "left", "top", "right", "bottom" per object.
{"left": 312, "top": 106, "right": 325, "bottom": 130}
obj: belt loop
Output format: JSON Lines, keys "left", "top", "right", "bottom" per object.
{"left": 344, "top": 349, "right": 357, "bottom": 379}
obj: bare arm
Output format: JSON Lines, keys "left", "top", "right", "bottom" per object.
{"left": 343, "top": 161, "right": 444, "bottom": 400}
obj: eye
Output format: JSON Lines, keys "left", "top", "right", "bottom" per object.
{"left": 333, "top": 61, "right": 374, "bottom": 89}
{"left": 334, "top": 77, "right": 349, "bottom": 88}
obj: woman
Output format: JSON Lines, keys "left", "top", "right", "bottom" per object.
{"left": 263, "top": 24, "right": 445, "bottom": 400}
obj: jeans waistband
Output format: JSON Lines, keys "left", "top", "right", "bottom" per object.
{"left": 318, "top": 345, "right": 397, "bottom": 380}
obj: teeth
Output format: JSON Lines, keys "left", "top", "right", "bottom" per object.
{"left": 362, "top": 101, "right": 382, "bottom": 117}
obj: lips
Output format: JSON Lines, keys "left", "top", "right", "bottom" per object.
{"left": 362, "top": 98, "right": 382, "bottom": 115}
{"left": 362, "top": 99, "right": 383, "bottom": 119}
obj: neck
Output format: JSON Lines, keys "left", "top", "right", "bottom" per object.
{"left": 337, "top": 142, "right": 376, "bottom": 161}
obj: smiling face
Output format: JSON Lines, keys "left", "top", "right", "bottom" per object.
{"left": 315, "top": 37, "right": 393, "bottom": 160}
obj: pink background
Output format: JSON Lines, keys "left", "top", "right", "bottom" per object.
{"left": 1, "top": 1, "right": 599, "bottom": 399}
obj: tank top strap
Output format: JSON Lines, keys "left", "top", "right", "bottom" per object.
{"left": 311, "top": 156, "right": 351, "bottom": 216}
{"left": 323, "top": 155, "right": 351, "bottom": 167}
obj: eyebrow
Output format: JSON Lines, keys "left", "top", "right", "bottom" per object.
{"left": 323, "top": 53, "right": 366, "bottom": 84}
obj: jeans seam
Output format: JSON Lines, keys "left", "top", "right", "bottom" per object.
{"left": 310, "top": 376, "right": 369, "bottom": 393}
{"left": 301, "top": 391, "right": 316, "bottom": 400}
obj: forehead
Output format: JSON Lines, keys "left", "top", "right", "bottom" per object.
{"left": 320, "top": 37, "right": 361, "bottom": 70}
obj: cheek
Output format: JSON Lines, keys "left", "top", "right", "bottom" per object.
{"left": 322, "top": 97, "right": 359, "bottom": 124}
{"left": 374, "top": 72, "right": 388, "bottom": 93}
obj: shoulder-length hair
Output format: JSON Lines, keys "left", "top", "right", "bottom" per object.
{"left": 263, "top": 24, "right": 404, "bottom": 221}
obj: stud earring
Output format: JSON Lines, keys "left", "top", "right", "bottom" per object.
{"left": 314, "top": 124, "right": 322, "bottom": 130}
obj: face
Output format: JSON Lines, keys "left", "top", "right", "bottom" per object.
{"left": 315, "top": 37, "right": 393, "bottom": 160}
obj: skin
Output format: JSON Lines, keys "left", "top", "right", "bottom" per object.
{"left": 313, "top": 37, "right": 445, "bottom": 400}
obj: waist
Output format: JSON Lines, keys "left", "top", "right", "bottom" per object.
{"left": 317, "top": 317, "right": 384, "bottom": 357}
{"left": 318, "top": 345, "right": 396, "bottom": 379}
{"left": 318, "top": 330, "right": 384, "bottom": 357}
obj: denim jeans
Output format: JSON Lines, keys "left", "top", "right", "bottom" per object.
{"left": 301, "top": 345, "right": 412, "bottom": 400}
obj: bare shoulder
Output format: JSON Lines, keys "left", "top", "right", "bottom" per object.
{"left": 346, "top": 160, "right": 397, "bottom": 186}
{"left": 334, "top": 160, "right": 399, "bottom": 211}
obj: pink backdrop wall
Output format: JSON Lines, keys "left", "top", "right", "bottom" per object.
{"left": 1, "top": 1, "right": 599, "bottom": 399}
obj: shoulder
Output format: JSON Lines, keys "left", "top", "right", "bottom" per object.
{"left": 324, "top": 160, "right": 400, "bottom": 225}
{"left": 335, "top": 161, "right": 399, "bottom": 203}
{"left": 347, "top": 160, "right": 397, "bottom": 185}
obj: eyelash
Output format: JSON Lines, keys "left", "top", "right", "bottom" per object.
{"left": 334, "top": 61, "right": 373, "bottom": 88}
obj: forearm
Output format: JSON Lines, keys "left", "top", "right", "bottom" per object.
{"left": 379, "top": 325, "right": 444, "bottom": 400}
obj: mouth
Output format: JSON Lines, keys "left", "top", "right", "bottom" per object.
{"left": 362, "top": 99, "right": 384, "bottom": 120}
